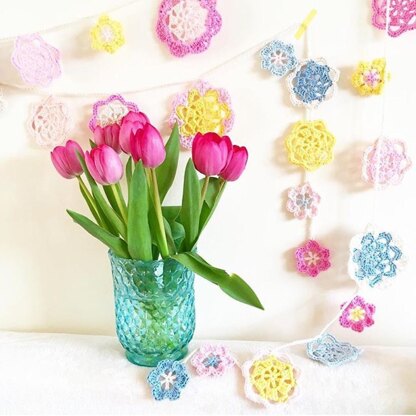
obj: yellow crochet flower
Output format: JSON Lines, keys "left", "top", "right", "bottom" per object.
{"left": 249, "top": 355, "right": 297, "bottom": 404}
{"left": 285, "top": 120, "right": 336, "bottom": 171}
{"left": 90, "top": 15, "right": 125, "bottom": 54}
{"left": 351, "top": 58, "right": 388, "bottom": 96}
{"left": 176, "top": 88, "right": 232, "bottom": 139}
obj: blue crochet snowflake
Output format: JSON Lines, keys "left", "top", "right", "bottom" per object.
{"left": 260, "top": 40, "right": 297, "bottom": 78}
{"left": 147, "top": 359, "right": 189, "bottom": 401}
{"left": 352, "top": 232, "right": 402, "bottom": 287}
{"left": 292, "top": 60, "right": 333, "bottom": 104}
{"left": 306, "top": 333, "right": 360, "bottom": 367}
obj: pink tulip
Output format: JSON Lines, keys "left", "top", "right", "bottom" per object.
{"left": 85, "top": 145, "right": 123, "bottom": 185}
{"left": 119, "top": 111, "right": 150, "bottom": 154}
{"left": 51, "top": 140, "right": 84, "bottom": 179}
{"left": 130, "top": 123, "right": 166, "bottom": 168}
{"left": 220, "top": 145, "right": 248, "bottom": 181}
{"left": 192, "top": 132, "right": 232, "bottom": 176}
{"left": 93, "top": 124, "right": 121, "bottom": 153}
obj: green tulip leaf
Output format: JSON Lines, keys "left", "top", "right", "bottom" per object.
{"left": 162, "top": 205, "right": 181, "bottom": 222}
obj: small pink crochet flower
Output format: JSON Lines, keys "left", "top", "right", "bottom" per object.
{"left": 156, "top": 0, "right": 222, "bottom": 57}
{"left": 287, "top": 182, "right": 320, "bottom": 220}
{"left": 362, "top": 138, "right": 411, "bottom": 189}
{"left": 191, "top": 344, "right": 235, "bottom": 376}
{"left": 11, "top": 34, "right": 61, "bottom": 87}
{"left": 372, "top": 0, "right": 416, "bottom": 37}
{"left": 339, "top": 296, "right": 376, "bottom": 333}
{"left": 295, "top": 240, "right": 331, "bottom": 278}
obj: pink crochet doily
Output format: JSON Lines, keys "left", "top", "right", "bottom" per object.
{"left": 88, "top": 94, "right": 139, "bottom": 131}
{"left": 372, "top": 0, "right": 416, "bottom": 37}
{"left": 11, "top": 34, "right": 61, "bottom": 87}
{"left": 156, "top": 0, "right": 222, "bottom": 57}
{"left": 191, "top": 344, "right": 235, "bottom": 377}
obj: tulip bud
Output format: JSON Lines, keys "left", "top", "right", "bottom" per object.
{"left": 85, "top": 145, "right": 123, "bottom": 185}
{"left": 130, "top": 123, "right": 166, "bottom": 168}
{"left": 119, "top": 111, "right": 150, "bottom": 154}
{"left": 93, "top": 124, "right": 121, "bottom": 153}
{"left": 51, "top": 140, "right": 84, "bottom": 179}
{"left": 192, "top": 132, "right": 232, "bottom": 176}
{"left": 220, "top": 145, "right": 248, "bottom": 182}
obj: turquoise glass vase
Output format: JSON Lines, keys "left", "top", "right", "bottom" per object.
{"left": 109, "top": 251, "right": 195, "bottom": 367}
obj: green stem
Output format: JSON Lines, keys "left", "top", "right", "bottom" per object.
{"left": 150, "top": 168, "right": 169, "bottom": 258}
{"left": 77, "top": 176, "right": 102, "bottom": 226}
{"left": 200, "top": 176, "right": 210, "bottom": 207}
{"left": 110, "top": 183, "right": 128, "bottom": 223}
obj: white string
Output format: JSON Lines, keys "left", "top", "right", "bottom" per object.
{"left": 0, "top": 0, "right": 142, "bottom": 44}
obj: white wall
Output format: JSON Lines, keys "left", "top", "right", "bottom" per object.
{"left": 1, "top": 0, "right": 415, "bottom": 346}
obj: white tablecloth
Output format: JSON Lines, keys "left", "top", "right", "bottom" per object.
{"left": 0, "top": 332, "right": 415, "bottom": 415}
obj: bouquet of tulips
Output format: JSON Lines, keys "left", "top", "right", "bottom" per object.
{"left": 51, "top": 110, "right": 263, "bottom": 309}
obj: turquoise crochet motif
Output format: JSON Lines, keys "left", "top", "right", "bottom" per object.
{"left": 307, "top": 333, "right": 360, "bottom": 367}
{"left": 260, "top": 40, "right": 297, "bottom": 78}
{"left": 353, "top": 232, "right": 402, "bottom": 287}
{"left": 147, "top": 359, "right": 189, "bottom": 401}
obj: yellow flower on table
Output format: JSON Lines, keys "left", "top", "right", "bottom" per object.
{"left": 90, "top": 15, "right": 125, "bottom": 54}
{"left": 285, "top": 120, "right": 336, "bottom": 171}
{"left": 351, "top": 58, "right": 388, "bottom": 96}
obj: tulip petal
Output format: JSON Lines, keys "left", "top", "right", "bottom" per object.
{"left": 140, "top": 124, "right": 166, "bottom": 168}
{"left": 65, "top": 140, "right": 84, "bottom": 174}
{"left": 99, "top": 145, "right": 123, "bottom": 184}
{"left": 51, "top": 146, "right": 72, "bottom": 179}
{"left": 85, "top": 150, "right": 104, "bottom": 184}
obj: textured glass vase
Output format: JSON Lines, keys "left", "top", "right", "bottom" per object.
{"left": 109, "top": 251, "right": 195, "bottom": 367}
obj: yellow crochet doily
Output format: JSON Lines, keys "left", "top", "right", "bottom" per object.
{"left": 176, "top": 88, "right": 232, "bottom": 139}
{"left": 285, "top": 120, "right": 336, "bottom": 171}
{"left": 351, "top": 58, "right": 388, "bottom": 96}
{"left": 90, "top": 15, "right": 125, "bottom": 54}
{"left": 249, "top": 355, "right": 297, "bottom": 404}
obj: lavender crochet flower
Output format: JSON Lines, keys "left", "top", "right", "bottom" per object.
{"left": 260, "top": 40, "right": 297, "bottom": 78}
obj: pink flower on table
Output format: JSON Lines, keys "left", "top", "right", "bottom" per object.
{"left": 191, "top": 344, "right": 235, "bottom": 376}
{"left": 85, "top": 144, "right": 123, "bottom": 185}
{"left": 339, "top": 296, "right": 376, "bottom": 333}
{"left": 11, "top": 34, "right": 61, "bottom": 87}
{"left": 287, "top": 182, "right": 321, "bottom": 220}
{"left": 295, "top": 240, "right": 331, "bottom": 278}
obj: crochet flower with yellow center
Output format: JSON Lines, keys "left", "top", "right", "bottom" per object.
{"left": 351, "top": 58, "right": 388, "bottom": 96}
{"left": 175, "top": 88, "right": 232, "bottom": 139}
{"left": 90, "top": 15, "right": 125, "bottom": 54}
{"left": 285, "top": 120, "right": 336, "bottom": 171}
{"left": 249, "top": 356, "right": 297, "bottom": 404}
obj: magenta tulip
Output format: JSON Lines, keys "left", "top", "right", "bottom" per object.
{"left": 130, "top": 123, "right": 166, "bottom": 168}
{"left": 93, "top": 124, "right": 121, "bottom": 153}
{"left": 119, "top": 111, "right": 150, "bottom": 154}
{"left": 192, "top": 132, "right": 232, "bottom": 176}
{"left": 51, "top": 140, "right": 84, "bottom": 179}
{"left": 220, "top": 145, "right": 248, "bottom": 181}
{"left": 85, "top": 145, "right": 123, "bottom": 185}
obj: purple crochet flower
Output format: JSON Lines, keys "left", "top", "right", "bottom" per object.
{"left": 11, "top": 34, "right": 61, "bottom": 87}
{"left": 295, "top": 240, "right": 331, "bottom": 278}
{"left": 156, "top": 0, "right": 222, "bottom": 57}
{"left": 191, "top": 344, "right": 235, "bottom": 376}
{"left": 339, "top": 296, "right": 376, "bottom": 333}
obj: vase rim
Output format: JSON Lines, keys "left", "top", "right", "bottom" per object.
{"left": 108, "top": 250, "right": 180, "bottom": 266}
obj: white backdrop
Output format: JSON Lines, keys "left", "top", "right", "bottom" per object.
{"left": 0, "top": 0, "right": 415, "bottom": 347}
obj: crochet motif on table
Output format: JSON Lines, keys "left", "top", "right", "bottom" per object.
{"left": 27, "top": 96, "right": 71, "bottom": 147}
{"left": 372, "top": 0, "right": 416, "bottom": 37}
{"left": 191, "top": 344, "right": 235, "bottom": 376}
{"left": 90, "top": 15, "right": 125, "bottom": 54}
{"left": 339, "top": 296, "right": 376, "bottom": 332}
{"left": 349, "top": 231, "right": 403, "bottom": 288}
{"left": 351, "top": 58, "right": 388, "bottom": 96}
{"left": 286, "top": 182, "right": 321, "bottom": 220}
{"left": 295, "top": 240, "right": 331, "bottom": 278}
{"left": 156, "top": 0, "right": 222, "bottom": 57}
{"left": 287, "top": 59, "right": 339, "bottom": 108}
{"left": 11, "top": 34, "right": 61, "bottom": 87}
{"left": 285, "top": 120, "right": 336, "bottom": 171}
{"left": 306, "top": 333, "right": 361, "bottom": 367}
{"left": 362, "top": 138, "right": 411, "bottom": 189}
{"left": 169, "top": 80, "right": 234, "bottom": 149}
{"left": 147, "top": 359, "right": 189, "bottom": 401}
{"left": 242, "top": 353, "right": 299, "bottom": 407}
{"left": 260, "top": 40, "right": 297, "bottom": 78}
{"left": 89, "top": 94, "right": 139, "bottom": 131}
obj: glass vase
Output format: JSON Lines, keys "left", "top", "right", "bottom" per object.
{"left": 109, "top": 251, "right": 195, "bottom": 367}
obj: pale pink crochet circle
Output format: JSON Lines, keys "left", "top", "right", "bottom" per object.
{"left": 191, "top": 344, "right": 235, "bottom": 377}
{"left": 156, "top": 0, "right": 222, "bottom": 57}
{"left": 295, "top": 240, "right": 331, "bottom": 278}
{"left": 362, "top": 138, "right": 411, "bottom": 189}
{"left": 88, "top": 94, "right": 139, "bottom": 131}
{"left": 287, "top": 182, "right": 321, "bottom": 220}
{"left": 372, "top": 0, "right": 416, "bottom": 37}
{"left": 11, "top": 34, "right": 61, "bottom": 87}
